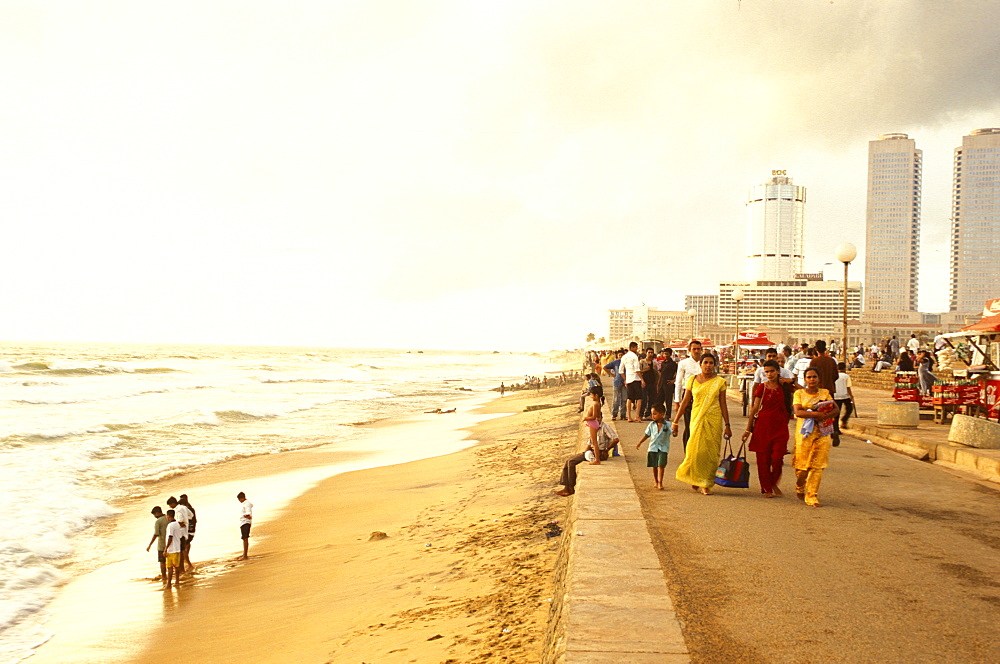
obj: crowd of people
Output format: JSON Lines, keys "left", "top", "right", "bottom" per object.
{"left": 866, "top": 334, "right": 941, "bottom": 395}
{"left": 499, "top": 372, "right": 580, "bottom": 394}
{"left": 557, "top": 338, "right": 867, "bottom": 507}
{"left": 144, "top": 491, "right": 254, "bottom": 589}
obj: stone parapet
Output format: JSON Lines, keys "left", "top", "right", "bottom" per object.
{"left": 543, "top": 410, "right": 690, "bottom": 663}
{"left": 948, "top": 414, "right": 1000, "bottom": 449}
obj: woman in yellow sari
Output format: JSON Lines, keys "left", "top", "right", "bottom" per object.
{"left": 792, "top": 367, "right": 839, "bottom": 507}
{"left": 671, "top": 354, "right": 731, "bottom": 495}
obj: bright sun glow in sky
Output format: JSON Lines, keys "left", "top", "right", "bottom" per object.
{"left": 2, "top": 1, "right": 999, "bottom": 350}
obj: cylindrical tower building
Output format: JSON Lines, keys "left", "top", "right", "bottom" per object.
{"left": 745, "top": 173, "right": 806, "bottom": 281}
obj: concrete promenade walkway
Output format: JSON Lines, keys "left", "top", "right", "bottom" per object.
{"left": 606, "top": 384, "right": 1000, "bottom": 663}
{"left": 843, "top": 384, "right": 1000, "bottom": 483}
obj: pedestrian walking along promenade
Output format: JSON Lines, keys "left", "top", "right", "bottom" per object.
{"left": 606, "top": 396, "right": 1000, "bottom": 663}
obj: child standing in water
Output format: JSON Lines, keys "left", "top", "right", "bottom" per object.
{"left": 636, "top": 403, "right": 670, "bottom": 489}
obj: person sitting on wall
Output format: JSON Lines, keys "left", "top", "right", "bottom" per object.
{"left": 554, "top": 419, "right": 619, "bottom": 496}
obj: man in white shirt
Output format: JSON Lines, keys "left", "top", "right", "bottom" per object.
{"left": 793, "top": 349, "right": 816, "bottom": 386}
{"left": 933, "top": 333, "right": 947, "bottom": 363}
{"left": 163, "top": 510, "right": 182, "bottom": 589}
{"left": 673, "top": 339, "right": 704, "bottom": 450}
{"left": 789, "top": 342, "right": 809, "bottom": 365}
{"left": 907, "top": 334, "right": 920, "bottom": 354}
{"left": 620, "top": 341, "right": 643, "bottom": 423}
{"left": 752, "top": 348, "right": 793, "bottom": 385}
{"left": 167, "top": 496, "right": 193, "bottom": 574}
{"left": 833, "top": 361, "right": 856, "bottom": 430}
{"left": 237, "top": 491, "right": 253, "bottom": 560}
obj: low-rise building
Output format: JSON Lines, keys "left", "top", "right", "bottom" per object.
{"left": 684, "top": 294, "right": 719, "bottom": 331}
{"left": 608, "top": 305, "right": 690, "bottom": 344}
{"left": 718, "top": 279, "right": 862, "bottom": 343}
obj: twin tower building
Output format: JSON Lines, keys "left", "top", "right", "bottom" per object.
{"left": 866, "top": 128, "right": 999, "bottom": 322}
{"left": 614, "top": 128, "right": 999, "bottom": 346}
{"left": 744, "top": 128, "right": 1000, "bottom": 326}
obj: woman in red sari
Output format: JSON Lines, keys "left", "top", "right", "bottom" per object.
{"left": 742, "top": 360, "right": 793, "bottom": 498}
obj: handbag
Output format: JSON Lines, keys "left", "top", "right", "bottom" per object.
{"left": 714, "top": 437, "right": 750, "bottom": 488}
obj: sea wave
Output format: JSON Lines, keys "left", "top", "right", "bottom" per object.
{"left": 2, "top": 425, "right": 114, "bottom": 442}
{"left": 0, "top": 435, "right": 122, "bottom": 649}
{"left": 254, "top": 363, "right": 374, "bottom": 383}
{"left": 259, "top": 378, "right": 336, "bottom": 384}
{"left": 14, "top": 388, "right": 169, "bottom": 406}
{"left": 10, "top": 360, "right": 182, "bottom": 377}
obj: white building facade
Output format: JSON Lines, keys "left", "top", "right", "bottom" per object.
{"left": 864, "top": 133, "right": 922, "bottom": 320}
{"left": 745, "top": 172, "right": 806, "bottom": 281}
{"left": 608, "top": 306, "right": 689, "bottom": 343}
{"left": 718, "top": 279, "right": 862, "bottom": 342}
{"left": 684, "top": 294, "right": 719, "bottom": 332}
{"left": 950, "top": 128, "right": 1000, "bottom": 314}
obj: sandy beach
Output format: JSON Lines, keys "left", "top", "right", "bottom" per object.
{"left": 27, "top": 382, "right": 579, "bottom": 664}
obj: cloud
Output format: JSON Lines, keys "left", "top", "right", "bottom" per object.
{"left": 0, "top": 1, "right": 997, "bottom": 348}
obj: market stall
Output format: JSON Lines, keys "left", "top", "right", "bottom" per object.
{"left": 926, "top": 315, "right": 1000, "bottom": 424}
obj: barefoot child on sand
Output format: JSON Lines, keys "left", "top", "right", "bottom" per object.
{"left": 581, "top": 386, "right": 603, "bottom": 465}
{"left": 636, "top": 403, "right": 671, "bottom": 490}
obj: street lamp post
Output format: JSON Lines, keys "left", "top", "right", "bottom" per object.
{"left": 835, "top": 243, "right": 857, "bottom": 368}
{"left": 687, "top": 308, "right": 697, "bottom": 341}
{"left": 732, "top": 289, "right": 745, "bottom": 368}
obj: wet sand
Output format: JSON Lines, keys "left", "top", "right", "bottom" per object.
{"left": 28, "top": 383, "right": 579, "bottom": 664}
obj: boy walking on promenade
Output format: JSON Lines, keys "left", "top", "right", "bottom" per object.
{"left": 237, "top": 492, "right": 253, "bottom": 560}
{"left": 636, "top": 403, "right": 671, "bottom": 490}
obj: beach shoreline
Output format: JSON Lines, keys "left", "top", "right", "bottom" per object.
{"left": 25, "top": 380, "right": 580, "bottom": 664}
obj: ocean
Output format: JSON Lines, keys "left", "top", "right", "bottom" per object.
{"left": 0, "top": 341, "right": 552, "bottom": 663}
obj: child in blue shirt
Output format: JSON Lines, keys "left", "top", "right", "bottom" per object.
{"left": 635, "top": 403, "right": 670, "bottom": 490}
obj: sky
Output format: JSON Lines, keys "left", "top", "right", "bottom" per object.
{"left": 1, "top": 0, "right": 999, "bottom": 351}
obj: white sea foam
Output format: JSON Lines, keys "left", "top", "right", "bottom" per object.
{"left": 0, "top": 343, "right": 548, "bottom": 663}
{"left": 0, "top": 435, "right": 122, "bottom": 655}
{"left": 180, "top": 410, "right": 222, "bottom": 425}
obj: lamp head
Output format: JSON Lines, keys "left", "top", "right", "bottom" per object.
{"left": 732, "top": 288, "right": 745, "bottom": 302}
{"left": 835, "top": 242, "right": 857, "bottom": 264}
{"left": 687, "top": 308, "right": 697, "bottom": 317}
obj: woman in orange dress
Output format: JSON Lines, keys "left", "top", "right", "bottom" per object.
{"left": 792, "top": 367, "right": 839, "bottom": 507}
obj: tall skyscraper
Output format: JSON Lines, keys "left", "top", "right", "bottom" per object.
{"left": 745, "top": 172, "right": 805, "bottom": 280}
{"left": 864, "top": 133, "right": 922, "bottom": 321}
{"left": 950, "top": 128, "right": 1000, "bottom": 314}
